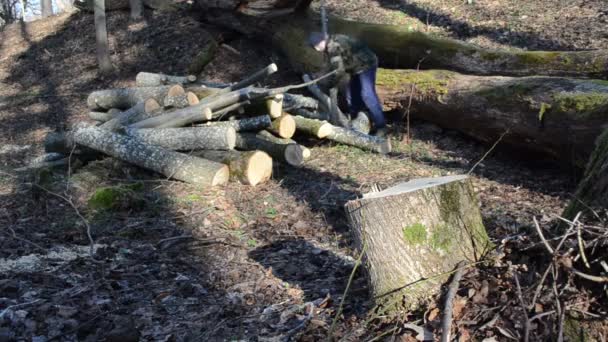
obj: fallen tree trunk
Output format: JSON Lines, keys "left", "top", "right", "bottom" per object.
{"left": 203, "top": 115, "right": 272, "bottom": 132}
{"left": 193, "top": 150, "right": 273, "bottom": 186}
{"left": 268, "top": 114, "right": 296, "bottom": 139}
{"left": 236, "top": 132, "right": 306, "bottom": 166}
{"left": 125, "top": 126, "right": 237, "bottom": 151}
{"left": 270, "top": 12, "right": 608, "bottom": 78}
{"left": 87, "top": 85, "right": 184, "bottom": 110}
{"left": 563, "top": 129, "right": 608, "bottom": 219}
{"left": 344, "top": 175, "right": 490, "bottom": 312}
{"left": 100, "top": 98, "right": 161, "bottom": 131}
{"left": 71, "top": 123, "right": 229, "bottom": 186}
{"left": 371, "top": 69, "right": 608, "bottom": 166}
{"left": 136, "top": 72, "right": 197, "bottom": 87}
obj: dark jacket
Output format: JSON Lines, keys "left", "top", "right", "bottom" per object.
{"left": 326, "top": 34, "right": 378, "bottom": 75}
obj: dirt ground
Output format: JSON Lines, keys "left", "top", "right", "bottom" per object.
{"left": 0, "top": 2, "right": 606, "bottom": 341}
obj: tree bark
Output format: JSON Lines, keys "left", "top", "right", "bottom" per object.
{"left": 563, "top": 129, "right": 608, "bottom": 219}
{"left": 100, "top": 98, "right": 161, "bottom": 131}
{"left": 41, "top": 0, "right": 53, "bottom": 17}
{"left": 128, "top": 0, "right": 143, "bottom": 20}
{"left": 293, "top": 115, "right": 333, "bottom": 138}
{"left": 236, "top": 132, "right": 306, "bottom": 166}
{"left": 87, "top": 85, "right": 180, "bottom": 110}
{"left": 163, "top": 93, "right": 199, "bottom": 109}
{"left": 326, "top": 126, "right": 391, "bottom": 154}
{"left": 89, "top": 108, "right": 121, "bottom": 122}
{"left": 72, "top": 123, "right": 229, "bottom": 186}
{"left": 202, "top": 115, "right": 272, "bottom": 132}
{"left": 193, "top": 150, "right": 272, "bottom": 186}
{"left": 344, "top": 175, "right": 490, "bottom": 312}
{"left": 125, "top": 126, "right": 237, "bottom": 151}
{"left": 373, "top": 69, "right": 608, "bottom": 167}
{"left": 268, "top": 114, "right": 296, "bottom": 139}
{"left": 271, "top": 12, "right": 608, "bottom": 79}
{"left": 94, "top": 0, "right": 113, "bottom": 75}
{"left": 135, "top": 72, "right": 197, "bottom": 87}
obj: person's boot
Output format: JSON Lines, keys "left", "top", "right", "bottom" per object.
{"left": 372, "top": 127, "right": 388, "bottom": 138}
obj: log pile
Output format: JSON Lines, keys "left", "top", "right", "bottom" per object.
{"left": 45, "top": 64, "right": 391, "bottom": 187}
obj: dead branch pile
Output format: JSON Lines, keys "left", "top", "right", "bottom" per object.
{"left": 43, "top": 64, "right": 391, "bottom": 187}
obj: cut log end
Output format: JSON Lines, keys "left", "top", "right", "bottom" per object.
{"left": 144, "top": 98, "right": 161, "bottom": 113}
{"left": 245, "top": 151, "right": 273, "bottom": 186}
{"left": 187, "top": 92, "right": 199, "bottom": 105}
{"left": 167, "top": 84, "right": 186, "bottom": 97}
{"left": 284, "top": 144, "right": 305, "bottom": 166}
{"left": 203, "top": 107, "right": 213, "bottom": 120}
{"left": 267, "top": 94, "right": 284, "bottom": 119}
{"left": 211, "top": 164, "right": 231, "bottom": 186}
{"left": 271, "top": 114, "right": 296, "bottom": 139}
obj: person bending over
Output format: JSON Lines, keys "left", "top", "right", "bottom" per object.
{"left": 310, "top": 32, "right": 387, "bottom": 136}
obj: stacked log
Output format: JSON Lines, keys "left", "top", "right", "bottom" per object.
{"left": 46, "top": 63, "right": 391, "bottom": 187}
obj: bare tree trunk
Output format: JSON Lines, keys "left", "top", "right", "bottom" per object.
{"left": 41, "top": 0, "right": 53, "bottom": 17}
{"left": 129, "top": 0, "right": 143, "bottom": 20}
{"left": 94, "top": 0, "right": 113, "bottom": 75}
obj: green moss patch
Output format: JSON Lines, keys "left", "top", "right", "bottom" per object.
{"left": 88, "top": 183, "right": 145, "bottom": 211}
{"left": 552, "top": 92, "right": 608, "bottom": 118}
{"left": 377, "top": 69, "right": 452, "bottom": 96}
{"left": 402, "top": 222, "right": 427, "bottom": 245}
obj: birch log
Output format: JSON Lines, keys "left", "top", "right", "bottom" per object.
{"left": 71, "top": 123, "right": 229, "bottom": 186}
{"left": 344, "top": 175, "right": 490, "bottom": 312}
{"left": 100, "top": 98, "right": 162, "bottom": 132}
{"left": 126, "top": 126, "right": 237, "bottom": 150}
{"left": 87, "top": 85, "right": 184, "bottom": 110}
{"left": 135, "top": 72, "right": 197, "bottom": 87}
{"left": 203, "top": 115, "right": 272, "bottom": 132}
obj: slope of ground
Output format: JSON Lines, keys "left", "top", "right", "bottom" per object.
{"left": 0, "top": 4, "right": 605, "bottom": 341}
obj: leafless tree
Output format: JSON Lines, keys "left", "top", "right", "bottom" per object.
{"left": 94, "top": 0, "right": 113, "bottom": 74}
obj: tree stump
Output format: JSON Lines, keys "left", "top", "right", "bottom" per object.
{"left": 344, "top": 175, "right": 491, "bottom": 312}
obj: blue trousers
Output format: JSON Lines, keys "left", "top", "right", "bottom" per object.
{"left": 342, "top": 67, "right": 386, "bottom": 129}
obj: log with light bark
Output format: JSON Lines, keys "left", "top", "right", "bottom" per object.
{"left": 130, "top": 87, "right": 254, "bottom": 128}
{"left": 268, "top": 114, "right": 296, "bottom": 139}
{"left": 100, "top": 98, "right": 161, "bottom": 132}
{"left": 87, "top": 85, "right": 184, "bottom": 110}
{"left": 563, "top": 129, "right": 608, "bottom": 219}
{"left": 271, "top": 12, "right": 608, "bottom": 79}
{"left": 125, "top": 126, "right": 237, "bottom": 151}
{"left": 192, "top": 150, "right": 272, "bottom": 186}
{"left": 344, "top": 175, "right": 491, "bottom": 312}
{"left": 235, "top": 132, "right": 306, "bottom": 166}
{"left": 136, "top": 72, "right": 197, "bottom": 87}
{"left": 372, "top": 69, "right": 608, "bottom": 166}
{"left": 71, "top": 123, "right": 229, "bottom": 186}
{"left": 89, "top": 108, "right": 121, "bottom": 122}
{"left": 266, "top": 93, "right": 284, "bottom": 119}
{"left": 163, "top": 92, "right": 199, "bottom": 109}
{"left": 293, "top": 115, "right": 333, "bottom": 138}
{"left": 327, "top": 126, "right": 391, "bottom": 154}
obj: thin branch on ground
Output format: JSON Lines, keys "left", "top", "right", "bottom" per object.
{"left": 440, "top": 260, "right": 466, "bottom": 342}
{"left": 513, "top": 273, "right": 530, "bottom": 342}
{"left": 327, "top": 243, "right": 366, "bottom": 341}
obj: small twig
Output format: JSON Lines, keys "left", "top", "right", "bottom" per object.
{"left": 327, "top": 243, "right": 366, "bottom": 341}
{"left": 513, "top": 273, "right": 530, "bottom": 342}
{"left": 281, "top": 302, "right": 314, "bottom": 342}
{"left": 440, "top": 260, "right": 466, "bottom": 342}
{"left": 0, "top": 299, "right": 41, "bottom": 319}
{"left": 576, "top": 220, "right": 591, "bottom": 269}
{"left": 533, "top": 216, "right": 555, "bottom": 254}
{"left": 468, "top": 128, "right": 510, "bottom": 175}
{"left": 566, "top": 267, "right": 608, "bottom": 283}
{"left": 157, "top": 234, "right": 193, "bottom": 248}
{"left": 5, "top": 226, "right": 46, "bottom": 252}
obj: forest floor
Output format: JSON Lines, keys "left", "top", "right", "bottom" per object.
{"left": 0, "top": 1, "right": 606, "bottom": 341}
